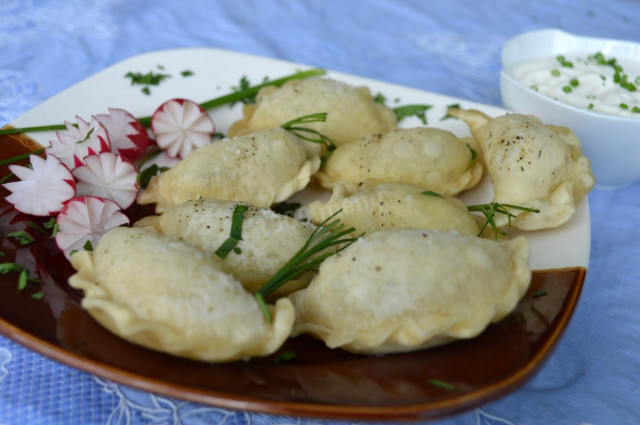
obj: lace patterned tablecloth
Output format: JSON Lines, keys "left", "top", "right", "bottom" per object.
{"left": 1, "top": 1, "right": 639, "bottom": 424}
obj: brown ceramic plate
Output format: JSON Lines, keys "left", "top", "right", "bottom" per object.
{"left": 0, "top": 48, "right": 590, "bottom": 421}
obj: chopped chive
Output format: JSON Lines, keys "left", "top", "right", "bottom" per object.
{"left": 214, "top": 205, "right": 249, "bottom": 259}
{"left": 30, "top": 291, "right": 44, "bottom": 299}
{"left": 181, "top": 70, "right": 194, "bottom": 77}
{"left": 273, "top": 350, "right": 298, "bottom": 364}
{"left": 7, "top": 230, "right": 34, "bottom": 245}
{"left": 428, "top": 379, "right": 455, "bottom": 390}
{"left": 632, "top": 106, "right": 640, "bottom": 113}
{"left": 562, "top": 86, "right": 572, "bottom": 93}
{"left": 532, "top": 289, "right": 547, "bottom": 298}
{"left": 141, "top": 87, "right": 151, "bottom": 95}
{"left": 83, "top": 240, "right": 93, "bottom": 251}
{"left": 421, "top": 190, "right": 443, "bottom": 198}
{"left": 530, "top": 84, "right": 538, "bottom": 91}
{"left": 373, "top": 92, "right": 387, "bottom": 105}
{"left": 28, "top": 221, "right": 49, "bottom": 235}
{"left": 233, "top": 247, "right": 242, "bottom": 255}
{"left": 588, "top": 103, "right": 595, "bottom": 110}
{"left": 18, "top": 269, "right": 28, "bottom": 291}
{"left": 467, "top": 202, "right": 540, "bottom": 239}
{"left": 441, "top": 103, "right": 461, "bottom": 121}
{"left": 570, "top": 78, "right": 579, "bottom": 87}
{"left": 392, "top": 104, "right": 432, "bottom": 124}
{"left": 620, "top": 103, "right": 629, "bottom": 110}
{"left": 0, "top": 263, "right": 24, "bottom": 274}
{"left": 551, "top": 69, "right": 561, "bottom": 77}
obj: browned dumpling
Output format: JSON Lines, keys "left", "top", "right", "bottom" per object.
{"left": 69, "top": 227, "right": 294, "bottom": 362}
{"left": 290, "top": 229, "right": 531, "bottom": 354}
{"left": 316, "top": 127, "right": 483, "bottom": 196}
{"left": 307, "top": 182, "right": 479, "bottom": 236}
{"left": 228, "top": 77, "right": 397, "bottom": 146}
{"left": 138, "top": 127, "right": 321, "bottom": 211}
{"left": 449, "top": 109, "right": 595, "bottom": 230}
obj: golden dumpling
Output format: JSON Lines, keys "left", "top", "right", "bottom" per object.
{"left": 316, "top": 127, "right": 483, "bottom": 196}
{"left": 307, "top": 182, "right": 479, "bottom": 236}
{"left": 449, "top": 109, "right": 595, "bottom": 230}
{"left": 290, "top": 229, "right": 530, "bottom": 354}
{"left": 69, "top": 226, "right": 294, "bottom": 362}
{"left": 136, "top": 198, "right": 315, "bottom": 294}
{"left": 138, "top": 127, "right": 321, "bottom": 210}
{"left": 228, "top": 78, "right": 397, "bottom": 146}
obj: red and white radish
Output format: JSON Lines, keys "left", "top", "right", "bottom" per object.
{"left": 46, "top": 116, "right": 111, "bottom": 169}
{"left": 72, "top": 152, "right": 139, "bottom": 209}
{"left": 55, "top": 196, "right": 129, "bottom": 259}
{"left": 95, "top": 108, "right": 151, "bottom": 161}
{"left": 151, "top": 98, "right": 215, "bottom": 158}
{"left": 3, "top": 155, "right": 76, "bottom": 216}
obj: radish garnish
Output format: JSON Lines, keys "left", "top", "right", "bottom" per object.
{"left": 96, "top": 108, "right": 151, "bottom": 161}
{"left": 151, "top": 98, "right": 215, "bottom": 158}
{"left": 72, "top": 152, "right": 139, "bottom": 209}
{"left": 3, "top": 155, "right": 76, "bottom": 216}
{"left": 55, "top": 196, "right": 129, "bottom": 259}
{"left": 46, "top": 116, "right": 111, "bottom": 169}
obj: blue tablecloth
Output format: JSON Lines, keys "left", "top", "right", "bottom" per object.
{"left": 1, "top": 1, "right": 639, "bottom": 424}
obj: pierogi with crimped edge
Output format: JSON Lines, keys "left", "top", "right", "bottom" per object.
{"left": 228, "top": 78, "right": 397, "bottom": 146}
{"left": 449, "top": 109, "right": 595, "bottom": 230}
{"left": 138, "top": 127, "right": 321, "bottom": 211}
{"left": 135, "top": 197, "right": 315, "bottom": 294}
{"left": 315, "top": 127, "right": 483, "bottom": 196}
{"left": 289, "top": 229, "right": 531, "bottom": 354}
{"left": 68, "top": 226, "right": 294, "bottom": 362}
{"left": 306, "top": 182, "right": 479, "bottom": 236}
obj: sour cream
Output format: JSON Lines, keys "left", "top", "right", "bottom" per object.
{"left": 512, "top": 52, "right": 640, "bottom": 119}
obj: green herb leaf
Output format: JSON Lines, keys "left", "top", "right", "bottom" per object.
{"left": 272, "top": 202, "right": 302, "bottom": 217}
{"left": 467, "top": 202, "right": 541, "bottom": 239}
{"left": 392, "top": 104, "right": 432, "bottom": 124}
{"left": 551, "top": 69, "right": 561, "bottom": 77}
{"left": 0, "top": 263, "right": 24, "bottom": 274}
{"left": 83, "top": 240, "right": 93, "bottom": 251}
{"left": 125, "top": 70, "right": 171, "bottom": 86}
{"left": 7, "top": 230, "right": 34, "bottom": 245}
{"left": 428, "top": 379, "right": 455, "bottom": 390}
{"left": 421, "top": 190, "right": 444, "bottom": 198}
{"left": 18, "top": 269, "right": 28, "bottom": 291}
{"left": 255, "top": 209, "right": 362, "bottom": 322}
{"left": 137, "top": 164, "right": 170, "bottom": 189}
{"left": 273, "top": 350, "right": 298, "bottom": 364}
{"left": 532, "top": 289, "right": 548, "bottom": 298}
{"left": 181, "top": 70, "right": 194, "bottom": 77}
{"left": 230, "top": 76, "right": 255, "bottom": 105}
{"left": 31, "top": 291, "right": 44, "bottom": 299}
{"left": 214, "top": 205, "right": 249, "bottom": 259}
{"left": 373, "top": 92, "right": 387, "bottom": 105}
{"left": 441, "top": 103, "right": 461, "bottom": 121}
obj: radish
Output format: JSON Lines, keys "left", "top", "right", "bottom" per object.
{"left": 55, "top": 196, "right": 129, "bottom": 259}
{"left": 72, "top": 152, "right": 139, "bottom": 209}
{"left": 3, "top": 154, "right": 76, "bottom": 216}
{"left": 151, "top": 98, "right": 215, "bottom": 158}
{"left": 46, "top": 116, "right": 111, "bottom": 169}
{"left": 95, "top": 108, "right": 151, "bottom": 161}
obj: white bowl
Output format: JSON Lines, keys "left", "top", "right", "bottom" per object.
{"left": 500, "top": 28, "right": 640, "bottom": 189}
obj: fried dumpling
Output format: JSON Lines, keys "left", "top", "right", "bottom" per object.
{"left": 138, "top": 127, "right": 321, "bottom": 211}
{"left": 290, "top": 229, "right": 530, "bottom": 354}
{"left": 69, "top": 226, "right": 294, "bottom": 362}
{"left": 228, "top": 78, "right": 397, "bottom": 146}
{"left": 316, "top": 127, "right": 483, "bottom": 196}
{"left": 449, "top": 109, "right": 595, "bottom": 230}
{"left": 307, "top": 182, "right": 479, "bottom": 236}
{"left": 136, "top": 198, "right": 315, "bottom": 294}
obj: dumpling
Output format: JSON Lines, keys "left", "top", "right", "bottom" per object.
{"left": 138, "top": 127, "right": 321, "bottom": 210}
{"left": 228, "top": 78, "right": 397, "bottom": 146}
{"left": 68, "top": 226, "right": 294, "bottom": 362}
{"left": 449, "top": 109, "right": 595, "bottom": 230}
{"left": 307, "top": 182, "right": 479, "bottom": 236}
{"left": 135, "top": 198, "right": 315, "bottom": 294}
{"left": 290, "top": 229, "right": 530, "bottom": 354}
{"left": 316, "top": 127, "right": 483, "bottom": 196}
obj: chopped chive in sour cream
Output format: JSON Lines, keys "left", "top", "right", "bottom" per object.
{"left": 551, "top": 69, "right": 561, "bottom": 77}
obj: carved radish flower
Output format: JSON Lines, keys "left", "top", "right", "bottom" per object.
{"left": 55, "top": 196, "right": 130, "bottom": 259}
{"left": 46, "top": 116, "right": 111, "bottom": 169}
{"left": 3, "top": 155, "right": 76, "bottom": 216}
{"left": 151, "top": 98, "right": 215, "bottom": 158}
{"left": 95, "top": 108, "right": 151, "bottom": 161}
{"left": 72, "top": 152, "right": 139, "bottom": 209}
